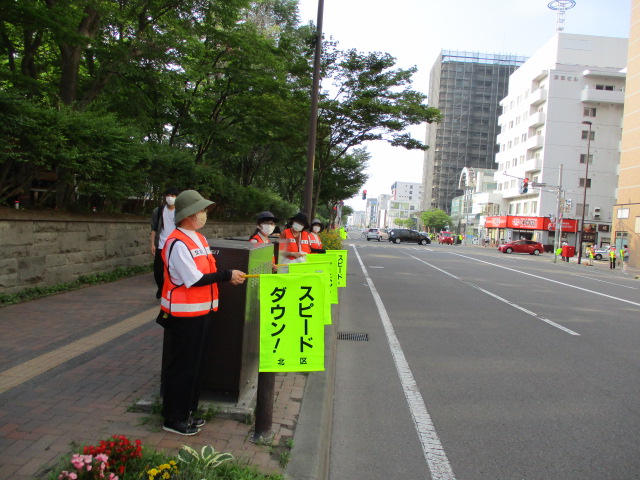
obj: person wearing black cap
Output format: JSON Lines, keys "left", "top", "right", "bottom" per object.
{"left": 249, "top": 211, "right": 278, "bottom": 272}
{"left": 150, "top": 187, "right": 180, "bottom": 299}
{"left": 159, "top": 190, "right": 246, "bottom": 436}
{"left": 249, "top": 211, "right": 278, "bottom": 244}
{"left": 279, "top": 211, "right": 311, "bottom": 265}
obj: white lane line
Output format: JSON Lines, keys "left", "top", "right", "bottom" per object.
{"left": 447, "top": 252, "right": 640, "bottom": 308}
{"left": 405, "top": 253, "right": 580, "bottom": 336}
{"left": 353, "top": 246, "right": 456, "bottom": 480}
{"left": 568, "top": 273, "right": 637, "bottom": 289}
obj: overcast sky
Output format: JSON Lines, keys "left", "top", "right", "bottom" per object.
{"left": 296, "top": 0, "right": 632, "bottom": 212}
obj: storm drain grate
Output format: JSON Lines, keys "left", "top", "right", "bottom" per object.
{"left": 337, "top": 332, "right": 369, "bottom": 342}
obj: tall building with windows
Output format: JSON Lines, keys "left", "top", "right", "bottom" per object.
{"left": 492, "top": 33, "right": 627, "bottom": 250}
{"left": 422, "top": 51, "right": 526, "bottom": 213}
{"left": 615, "top": 0, "right": 640, "bottom": 266}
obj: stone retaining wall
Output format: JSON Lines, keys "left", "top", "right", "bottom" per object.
{"left": 0, "top": 210, "right": 253, "bottom": 295}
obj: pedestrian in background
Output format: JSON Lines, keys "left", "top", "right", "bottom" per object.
{"left": 150, "top": 187, "right": 180, "bottom": 299}
{"left": 159, "top": 190, "right": 246, "bottom": 436}
{"left": 622, "top": 244, "right": 630, "bottom": 273}
{"left": 609, "top": 246, "right": 617, "bottom": 269}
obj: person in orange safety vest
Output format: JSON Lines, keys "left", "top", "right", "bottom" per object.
{"left": 249, "top": 211, "right": 278, "bottom": 272}
{"left": 159, "top": 190, "right": 246, "bottom": 436}
{"left": 278, "top": 211, "right": 312, "bottom": 266}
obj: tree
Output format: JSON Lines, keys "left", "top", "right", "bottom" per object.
{"left": 311, "top": 46, "right": 441, "bottom": 217}
{"left": 421, "top": 209, "right": 452, "bottom": 233}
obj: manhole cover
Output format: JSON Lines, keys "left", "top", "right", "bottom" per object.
{"left": 337, "top": 332, "right": 369, "bottom": 341}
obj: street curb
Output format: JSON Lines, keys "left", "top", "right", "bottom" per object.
{"left": 285, "top": 301, "right": 339, "bottom": 480}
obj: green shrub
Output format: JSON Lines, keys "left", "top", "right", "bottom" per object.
{"left": 319, "top": 229, "right": 343, "bottom": 250}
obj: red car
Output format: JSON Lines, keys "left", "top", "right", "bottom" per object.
{"left": 498, "top": 240, "right": 544, "bottom": 255}
{"left": 438, "top": 231, "right": 454, "bottom": 244}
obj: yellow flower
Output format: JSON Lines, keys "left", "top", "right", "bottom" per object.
{"left": 162, "top": 473, "right": 170, "bottom": 479}
{"left": 169, "top": 461, "right": 177, "bottom": 466}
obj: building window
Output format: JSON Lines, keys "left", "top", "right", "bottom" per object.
{"left": 580, "top": 154, "right": 593, "bottom": 164}
{"left": 579, "top": 178, "right": 592, "bottom": 188}
{"left": 583, "top": 107, "right": 597, "bottom": 117}
{"left": 516, "top": 203, "right": 522, "bottom": 214}
{"left": 522, "top": 133, "right": 527, "bottom": 142}
{"left": 513, "top": 157, "right": 518, "bottom": 166}
{"left": 509, "top": 204, "right": 515, "bottom": 214}
{"left": 532, "top": 201, "right": 538, "bottom": 213}
{"left": 577, "top": 203, "right": 590, "bottom": 217}
{"left": 581, "top": 130, "right": 595, "bottom": 140}
{"left": 523, "top": 202, "right": 530, "bottom": 214}
{"left": 595, "top": 84, "right": 615, "bottom": 91}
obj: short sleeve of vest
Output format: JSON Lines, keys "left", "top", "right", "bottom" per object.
{"left": 168, "top": 241, "right": 204, "bottom": 288}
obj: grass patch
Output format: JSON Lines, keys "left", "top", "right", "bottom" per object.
{"left": 0, "top": 264, "right": 152, "bottom": 307}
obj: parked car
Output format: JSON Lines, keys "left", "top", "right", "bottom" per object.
{"left": 498, "top": 239, "right": 544, "bottom": 255}
{"left": 366, "top": 228, "right": 388, "bottom": 241}
{"left": 438, "top": 231, "right": 454, "bottom": 244}
{"left": 388, "top": 229, "right": 430, "bottom": 245}
{"left": 593, "top": 245, "right": 610, "bottom": 260}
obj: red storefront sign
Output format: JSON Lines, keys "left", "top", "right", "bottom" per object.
{"left": 545, "top": 218, "right": 578, "bottom": 232}
{"left": 485, "top": 216, "right": 578, "bottom": 232}
{"left": 485, "top": 216, "right": 507, "bottom": 228}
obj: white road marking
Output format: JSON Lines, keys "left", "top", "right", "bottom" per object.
{"left": 405, "top": 253, "right": 580, "bottom": 336}
{"left": 447, "top": 252, "right": 640, "bottom": 308}
{"left": 568, "top": 273, "right": 637, "bottom": 289}
{"left": 353, "top": 246, "right": 456, "bottom": 480}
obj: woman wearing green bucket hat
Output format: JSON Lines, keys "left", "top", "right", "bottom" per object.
{"left": 159, "top": 190, "right": 246, "bottom": 436}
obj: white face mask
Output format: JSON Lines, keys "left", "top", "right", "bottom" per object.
{"left": 312, "top": 225, "right": 321, "bottom": 233}
{"left": 260, "top": 224, "right": 275, "bottom": 236}
{"left": 292, "top": 222, "right": 304, "bottom": 232}
{"left": 165, "top": 196, "right": 176, "bottom": 206}
{"left": 192, "top": 211, "right": 207, "bottom": 229}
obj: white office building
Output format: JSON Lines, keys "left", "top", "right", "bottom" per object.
{"left": 491, "top": 33, "right": 627, "bottom": 250}
{"left": 388, "top": 182, "right": 421, "bottom": 229}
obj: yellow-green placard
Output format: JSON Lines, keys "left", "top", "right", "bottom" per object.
{"left": 304, "top": 255, "right": 338, "bottom": 304}
{"left": 288, "top": 263, "right": 332, "bottom": 324}
{"left": 259, "top": 273, "right": 326, "bottom": 372}
{"left": 324, "top": 250, "right": 348, "bottom": 287}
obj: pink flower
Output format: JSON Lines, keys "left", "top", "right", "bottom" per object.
{"left": 69, "top": 474, "right": 77, "bottom": 480}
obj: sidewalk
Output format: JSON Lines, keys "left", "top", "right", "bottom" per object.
{"left": 0, "top": 274, "right": 311, "bottom": 479}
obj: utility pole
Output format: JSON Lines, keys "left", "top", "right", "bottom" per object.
{"left": 302, "top": 0, "right": 324, "bottom": 218}
{"left": 553, "top": 164, "right": 564, "bottom": 263}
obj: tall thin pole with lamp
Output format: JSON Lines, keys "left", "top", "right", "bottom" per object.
{"left": 577, "top": 120, "right": 592, "bottom": 265}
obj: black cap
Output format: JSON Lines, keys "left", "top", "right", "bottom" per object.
{"left": 256, "top": 211, "right": 278, "bottom": 224}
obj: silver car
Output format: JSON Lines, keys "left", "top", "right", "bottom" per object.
{"left": 366, "top": 228, "right": 388, "bottom": 241}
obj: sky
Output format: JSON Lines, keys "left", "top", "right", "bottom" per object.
{"left": 296, "top": 0, "right": 632, "bottom": 212}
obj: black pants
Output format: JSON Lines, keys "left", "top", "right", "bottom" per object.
{"left": 610, "top": 258, "right": 616, "bottom": 269}
{"left": 154, "top": 248, "right": 164, "bottom": 292}
{"left": 161, "top": 312, "right": 213, "bottom": 422}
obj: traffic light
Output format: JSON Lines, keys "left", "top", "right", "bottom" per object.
{"left": 522, "top": 178, "right": 529, "bottom": 194}
{"left": 362, "top": 189, "right": 367, "bottom": 200}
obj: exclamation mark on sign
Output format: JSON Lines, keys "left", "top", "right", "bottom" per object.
{"left": 273, "top": 338, "right": 280, "bottom": 353}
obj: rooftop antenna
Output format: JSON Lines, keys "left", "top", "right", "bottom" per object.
{"left": 547, "top": 0, "right": 576, "bottom": 33}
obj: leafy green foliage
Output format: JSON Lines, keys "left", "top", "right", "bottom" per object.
{"left": 0, "top": 0, "right": 438, "bottom": 218}
{"left": 177, "top": 445, "right": 234, "bottom": 476}
{"left": 319, "top": 229, "right": 343, "bottom": 250}
{"left": 421, "top": 209, "right": 452, "bottom": 232}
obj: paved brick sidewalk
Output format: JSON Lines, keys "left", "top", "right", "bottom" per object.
{"left": 0, "top": 274, "right": 304, "bottom": 479}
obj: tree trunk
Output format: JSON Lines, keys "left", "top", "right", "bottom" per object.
{"left": 58, "top": 5, "right": 100, "bottom": 105}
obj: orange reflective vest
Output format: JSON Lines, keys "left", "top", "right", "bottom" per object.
{"left": 161, "top": 229, "right": 219, "bottom": 317}
{"left": 281, "top": 228, "right": 311, "bottom": 260}
{"left": 308, "top": 232, "right": 322, "bottom": 250}
{"left": 250, "top": 233, "right": 267, "bottom": 243}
